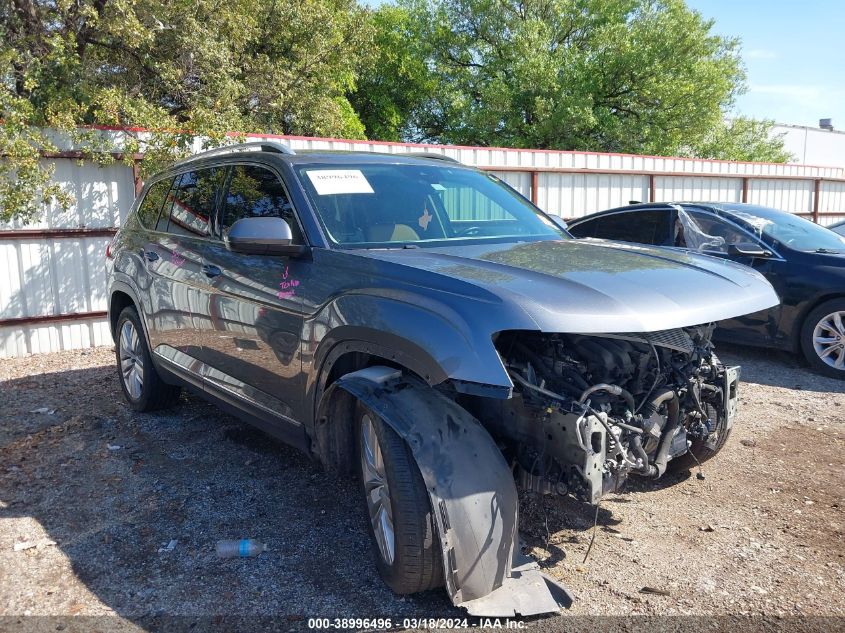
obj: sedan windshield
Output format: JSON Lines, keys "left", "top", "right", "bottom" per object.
{"left": 729, "top": 205, "right": 845, "bottom": 253}
{"left": 296, "top": 162, "right": 565, "bottom": 248}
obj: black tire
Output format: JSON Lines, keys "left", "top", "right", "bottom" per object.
{"left": 670, "top": 402, "right": 731, "bottom": 471}
{"left": 355, "top": 403, "right": 443, "bottom": 594}
{"left": 800, "top": 298, "right": 845, "bottom": 379}
{"left": 115, "top": 306, "right": 181, "bottom": 411}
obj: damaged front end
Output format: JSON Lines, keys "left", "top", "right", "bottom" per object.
{"left": 330, "top": 325, "right": 739, "bottom": 618}
{"left": 478, "top": 325, "right": 739, "bottom": 504}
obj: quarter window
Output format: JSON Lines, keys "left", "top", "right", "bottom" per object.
{"left": 136, "top": 179, "right": 171, "bottom": 229}
{"left": 220, "top": 165, "right": 302, "bottom": 243}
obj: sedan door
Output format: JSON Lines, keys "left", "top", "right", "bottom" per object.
{"left": 569, "top": 208, "right": 675, "bottom": 246}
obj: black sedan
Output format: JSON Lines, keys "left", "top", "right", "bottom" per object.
{"left": 829, "top": 219, "right": 845, "bottom": 237}
{"left": 568, "top": 202, "right": 845, "bottom": 378}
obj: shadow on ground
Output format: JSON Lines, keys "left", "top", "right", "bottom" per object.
{"left": 2, "top": 361, "right": 628, "bottom": 629}
{"left": 716, "top": 343, "right": 844, "bottom": 392}
{"left": 0, "top": 364, "right": 461, "bottom": 625}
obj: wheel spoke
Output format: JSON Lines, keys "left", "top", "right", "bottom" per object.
{"left": 819, "top": 345, "right": 838, "bottom": 359}
{"left": 834, "top": 312, "right": 845, "bottom": 336}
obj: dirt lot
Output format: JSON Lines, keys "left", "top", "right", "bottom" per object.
{"left": 1, "top": 343, "right": 843, "bottom": 630}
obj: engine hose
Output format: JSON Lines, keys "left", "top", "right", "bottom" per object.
{"left": 578, "top": 383, "right": 636, "bottom": 413}
{"left": 646, "top": 389, "right": 681, "bottom": 478}
{"left": 513, "top": 343, "right": 587, "bottom": 394}
{"left": 629, "top": 434, "right": 651, "bottom": 474}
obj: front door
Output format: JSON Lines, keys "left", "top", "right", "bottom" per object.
{"left": 193, "top": 163, "right": 309, "bottom": 427}
{"left": 680, "top": 209, "right": 782, "bottom": 344}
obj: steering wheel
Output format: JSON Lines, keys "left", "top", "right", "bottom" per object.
{"left": 455, "top": 225, "right": 483, "bottom": 237}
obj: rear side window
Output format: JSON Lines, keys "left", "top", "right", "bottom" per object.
{"left": 163, "top": 168, "right": 225, "bottom": 237}
{"left": 592, "top": 210, "right": 672, "bottom": 245}
{"left": 220, "top": 165, "right": 303, "bottom": 243}
{"left": 568, "top": 219, "right": 596, "bottom": 238}
{"left": 136, "top": 179, "right": 171, "bottom": 229}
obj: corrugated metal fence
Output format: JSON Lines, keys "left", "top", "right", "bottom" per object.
{"left": 2, "top": 129, "right": 845, "bottom": 358}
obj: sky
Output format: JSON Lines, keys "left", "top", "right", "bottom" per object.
{"left": 364, "top": 0, "right": 845, "bottom": 129}
{"left": 687, "top": 0, "right": 845, "bottom": 128}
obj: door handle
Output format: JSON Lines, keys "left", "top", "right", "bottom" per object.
{"left": 143, "top": 250, "right": 160, "bottom": 262}
{"left": 202, "top": 264, "right": 222, "bottom": 278}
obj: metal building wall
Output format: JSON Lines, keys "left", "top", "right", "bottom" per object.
{"left": 2, "top": 130, "right": 845, "bottom": 358}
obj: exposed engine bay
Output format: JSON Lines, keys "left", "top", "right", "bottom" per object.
{"left": 476, "top": 325, "right": 739, "bottom": 504}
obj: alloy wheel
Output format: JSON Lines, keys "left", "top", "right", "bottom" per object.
{"left": 360, "top": 413, "right": 395, "bottom": 565}
{"left": 812, "top": 310, "right": 845, "bottom": 371}
{"left": 119, "top": 320, "right": 145, "bottom": 399}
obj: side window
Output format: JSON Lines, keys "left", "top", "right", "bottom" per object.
{"left": 680, "top": 210, "right": 753, "bottom": 253}
{"left": 136, "top": 179, "right": 171, "bottom": 229}
{"left": 220, "top": 165, "right": 303, "bottom": 243}
{"left": 594, "top": 210, "right": 671, "bottom": 245}
{"left": 568, "top": 219, "right": 596, "bottom": 238}
{"left": 166, "top": 168, "right": 224, "bottom": 237}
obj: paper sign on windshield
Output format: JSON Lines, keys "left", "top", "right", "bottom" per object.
{"left": 306, "top": 170, "right": 374, "bottom": 196}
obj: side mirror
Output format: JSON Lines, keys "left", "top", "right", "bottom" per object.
{"left": 225, "top": 217, "right": 307, "bottom": 257}
{"left": 727, "top": 242, "right": 771, "bottom": 258}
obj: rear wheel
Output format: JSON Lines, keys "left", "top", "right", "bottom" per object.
{"left": 115, "top": 307, "right": 181, "bottom": 411}
{"left": 801, "top": 299, "right": 845, "bottom": 379}
{"left": 356, "top": 403, "right": 443, "bottom": 594}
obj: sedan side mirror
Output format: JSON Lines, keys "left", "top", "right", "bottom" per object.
{"left": 225, "top": 217, "right": 308, "bottom": 257}
{"left": 727, "top": 242, "right": 771, "bottom": 258}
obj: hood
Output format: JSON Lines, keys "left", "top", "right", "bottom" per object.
{"left": 355, "top": 238, "right": 780, "bottom": 333}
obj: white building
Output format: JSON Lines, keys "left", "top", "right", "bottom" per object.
{"left": 773, "top": 122, "right": 845, "bottom": 167}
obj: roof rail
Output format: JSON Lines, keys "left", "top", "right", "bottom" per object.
{"left": 405, "top": 152, "right": 461, "bottom": 164}
{"left": 173, "top": 140, "right": 295, "bottom": 167}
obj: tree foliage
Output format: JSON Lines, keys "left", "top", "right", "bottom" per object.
{"left": 0, "top": 0, "right": 372, "bottom": 223}
{"left": 356, "top": 0, "right": 789, "bottom": 162}
{"left": 1, "top": 0, "right": 792, "bottom": 224}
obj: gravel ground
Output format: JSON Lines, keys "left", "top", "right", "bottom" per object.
{"left": 1, "top": 344, "right": 843, "bottom": 631}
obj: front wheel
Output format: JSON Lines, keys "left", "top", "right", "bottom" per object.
{"left": 800, "top": 299, "right": 845, "bottom": 379}
{"left": 356, "top": 403, "right": 443, "bottom": 595}
{"left": 115, "top": 307, "right": 181, "bottom": 411}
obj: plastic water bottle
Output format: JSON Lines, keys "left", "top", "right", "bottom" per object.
{"left": 216, "top": 539, "right": 267, "bottom": 558}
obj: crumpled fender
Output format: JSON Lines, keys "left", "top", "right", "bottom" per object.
{"left": 331, "top": 366, "right": 573, "bottom": 617}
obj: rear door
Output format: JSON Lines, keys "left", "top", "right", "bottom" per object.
{"left": 192, "top": 163, "right": 310, "bottom": 430}
{"left": 570, "top": 209, "right": 674, "bottom": 246}
{"left": 145, "top": 166, "right": 226, "bottom": 383}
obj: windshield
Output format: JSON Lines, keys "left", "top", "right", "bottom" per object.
{"left": 728, "top": 205, "right": 845, "bottom": 253}
{"left": 295, "top": 163, "right": 565, "bottom": 248}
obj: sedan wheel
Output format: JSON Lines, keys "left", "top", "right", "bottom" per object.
{"left": 119, "top": 320, "right": 145, "bottom": 399}
{"left": 360, "top": 412, "right": 395, "bottom": 565}
{"left": 812, "top": 310, "right": 845, "bottom": 371}
{"left": 801, "top": 298, "right": 845, "bottom": 379}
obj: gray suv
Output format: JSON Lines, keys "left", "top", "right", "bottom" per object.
{"left": 106, "top": 141, "right": 778, "bottom": 616}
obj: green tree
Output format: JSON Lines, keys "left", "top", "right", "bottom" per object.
{"left": 374, "top": 0, "right": 783, "bottom": 163}
{"left": 349, "top": 4, "right": 436, "bottom": 141}
{"left": 0, "top": 0, "right": 373, "bottom": 223}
